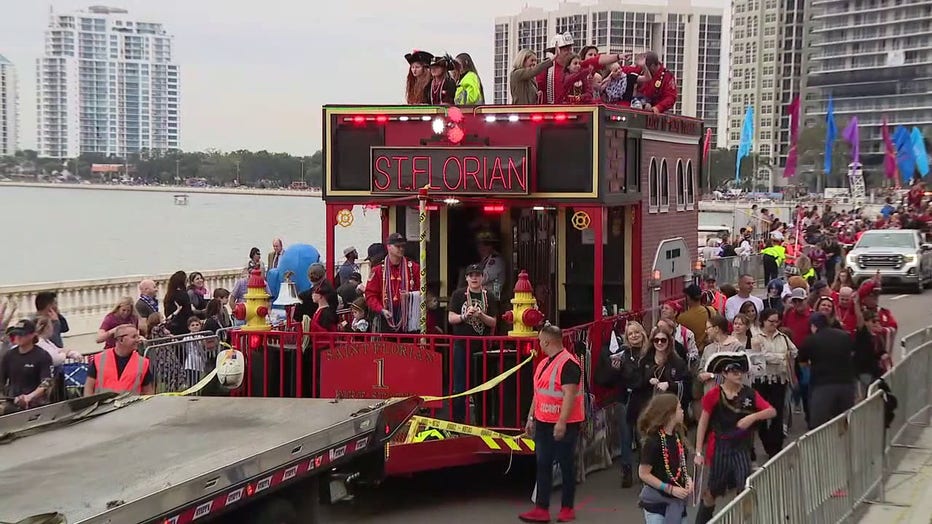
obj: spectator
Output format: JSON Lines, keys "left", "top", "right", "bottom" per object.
{"left": 645, "top": 326, "right": 688, "bottom": 400}
{"left": 212, "top": 288, "right": 233, "bottom": 328}
{"left": 760, "top": 233, "right": 786, "bottom": 284}
{"left": 453, "top": 53, "right": 485, "bottom": 105}
{"left": 831, "top": 267, "right": 855, "bottom": 292}
{"left": 404, "top": 50, "right": 433, "bottom": 105}
{"left": 677, "top": 284, "right": 716, "bottom": 350}
{"left": 33, "top": 291, "right": 69, "bottom": 348}
{"left": 763, "top": 279, "right": 786, "bottom": 313}
{"left": 797, "top": 312, "right": 857, "bottom": 428}
{"left": 702, "top": 274, "right": 727, "bottom": 314}
{"left": 231, "top": 268, "right": 250, "bottom": 305}
{"left": 637, "top": 51, "right": 678, "bottom": 114}
{"left": 84, "top": 324, "right": 154, "bottom": 396}
{"left": 135, "top": 279, "right": 159, "bottom": 318}
{"left": 203, "top": 298, "right": 230, "bottom": 342}
{"left": 182, "top": 316, "right": 207, "bottom": 387}
{"left": 852, "top": 299, "right": 888, "bottom": 399}
{"left": 660, "top": 302, "right": 698, "bottom": 362}
{"left": 424, "top": 54, "right": 456, "bottom": 105}
{"left": 509, "top": 49, "right": 554, "bottom": 105}
{"left": 35, "top": 316, "right": 81, "bottom": 367}
{"left": 187, "top": 271, "right": 209, "bottom": 318}
{"left": 337, "top": 246, "right": 359, "bottom": 285}
{"left": 163, "top": 271, "right": 194, "bottom": 335}
{"left": 750, "top": 308, "right": 796, "bottom": 458}
{"left": 697, "top": 314, "right": 744, "bottom": 395}
{"left": 247, "top": 247, "right": 264, "bottom": 274}
{"left": 723, "top": 275, "right": 764, "bottom": 322}
{"left": 97, "top": 297, "right": 144, "bottom": 349}
{"left": 636, "top": 394, "right": 693, "bottom": 523}
{"left": 835, "top": 286, "right": 858, "bottom": 335}
{"left": 340, "top": 297, "right": 370, "bottom": 333}
{"left": 701, "top": 236, "right": 722, "bottom": 261}
{"left": 145, "top": 312, "right": 172, "bottom": 340}
{"left": 0, "top": 319, "right": 54, "bottom": 413}
{"left": 293, "top": 264, "right": 328, "bottom": 324}
{"left": 738, "top": 301, "right": 761, "bottom": 336}
{"left": 731, "top": 313, "right": 754, "bottom": 350}
{"left": 268, "top": 238, "right": 284, "bottom": 270}
{"left": 308, "top": 281, "right": 339, "bottom": 333}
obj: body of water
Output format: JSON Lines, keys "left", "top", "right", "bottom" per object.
{"left": 2, "top": 186, "right": 381, "bottom": 286}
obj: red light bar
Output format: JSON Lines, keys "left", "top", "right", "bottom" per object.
{"left": 483, "top": 205, "right": 506, "bottom": 213}
{"left": 554, "top": 113, "right": 567, "bottom": 122}
{"left": 530, "top": 115, "right": 544, "bottom": 122}
{"left": 352, "top": 115, "right": 365, "bottom": 124}
{"left": 375, "top": 115, "right": 388, "bottom": 124}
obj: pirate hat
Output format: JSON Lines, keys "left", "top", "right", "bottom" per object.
{"left": 706, "top": 352, "right": 751, "bottom": 374}
{"left": 405, "top": 50, "right": 434, "bottom": 66}
{"left": 429, "top": 54, "right": 455, "bottom": 70}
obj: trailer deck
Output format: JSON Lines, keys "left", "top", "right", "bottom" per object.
{"left": 1, "top": 394, "right": 419, "bottom": 524}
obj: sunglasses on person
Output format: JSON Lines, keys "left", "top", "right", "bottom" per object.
{"left": 653, "top": 337, "right": 669, "bottom": 344}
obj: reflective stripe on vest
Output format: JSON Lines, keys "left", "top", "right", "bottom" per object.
{"left": 533, "top": 350, "right": 585, "bottom": 423}
{"left": 95, "top": 348, "right": 147, "bottom": 394}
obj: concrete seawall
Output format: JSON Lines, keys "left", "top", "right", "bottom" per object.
{"left": 0, "top": 181, "right": 321, "bottom": 198}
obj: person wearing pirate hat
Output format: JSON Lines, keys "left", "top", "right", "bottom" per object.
{"left": 423, "top": 54, "right": 457, "bottom": 105}
{"left": 693, "top": 352, "right": 776, "bottom": 524}
{"left": 405, "top": 49, "right": 433, "bottom": 104}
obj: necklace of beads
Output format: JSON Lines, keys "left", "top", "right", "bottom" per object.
{"left": 659, "top": 430, "right": 688, "bottom": 487}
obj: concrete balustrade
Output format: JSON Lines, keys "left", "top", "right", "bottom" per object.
{"left": 0, "top": 261, "right": 371, "bottom": 345}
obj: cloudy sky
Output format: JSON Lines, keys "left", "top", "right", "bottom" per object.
{"left": 0, "top": 0, "right": 727, "bottom": 155}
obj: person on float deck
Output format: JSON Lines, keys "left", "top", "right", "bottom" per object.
{"left": 510, "top": 49, "right": 555, "bottom": 105}
{"left": 519, "top": 324, "right": 585, "bottom": 523}
{"left": 453, "top": 52, "right": 485, "bottom": 105}
{"left": 447, "top": 264, "right": 497, "bottom": 422}
{"left": 632, "top": 51, "right": 678, "bottom": 114}
{"left": 404, "top": 49, "right": 433, "bottom": 105}
{"left": 364, "top": 233, "right": 421, "bottom": 334}
{"left": 84, "top": 324, "right": 154, "bottom": 396}
{"left": 423, "top": 54, "right": 457, "bottom": 105}
{"left": 694, "top": 352, "right": 776, "bottom": 524}
{"left": 536, "top": 32, "right": 626, "bottom": 104}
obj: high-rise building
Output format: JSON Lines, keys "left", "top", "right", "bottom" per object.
{"left": 804, "top": 0, "right": 932, "bottom": 160}
{"left": 0, "top": 54, "right": 18, "bottom": 156}
{"left": 493, "top": 0, "right": 724, "bottom": 143}
{"left": 725, "top": 0, "right": 807, "bottom": 170}
{"left": 37, "top": 6, "right": 179, "bottom": 159}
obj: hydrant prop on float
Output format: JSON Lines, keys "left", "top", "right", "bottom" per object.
{"left": 502, "top": 270, "right": 545, "bottom": 337}
{"left": 233, "top": 269, "right": 271, "bottom": 332}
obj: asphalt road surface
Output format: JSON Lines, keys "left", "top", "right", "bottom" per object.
{"left": 322, "top": 291, "right": 931, "bottom": 524}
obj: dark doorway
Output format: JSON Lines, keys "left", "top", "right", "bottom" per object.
{"left": 511, "top": 208, "right": 557, "bottom": 323}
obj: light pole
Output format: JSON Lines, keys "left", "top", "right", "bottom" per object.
{"left": 300, "top": 159, "right": 305, "bottom": 183}
{"left": 175, "top": 158, "right": 180, "bottom": 183}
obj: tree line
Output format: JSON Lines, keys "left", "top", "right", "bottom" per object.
{"left": 0, "top": 149, "right": 324, "bottom": 188}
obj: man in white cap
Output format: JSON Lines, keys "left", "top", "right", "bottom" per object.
{"left": 337, "top": 246, "right": 359, "bottom": 285}
{"left": 535, "top": 32, "right": 627, "bottom": 104}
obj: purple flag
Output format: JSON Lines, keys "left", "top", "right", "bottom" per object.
{"left": 842, "top": 116, "right": 860, "bottom": 165}
{"left": 784, "top": 96, "right": 800, "bottom": 178}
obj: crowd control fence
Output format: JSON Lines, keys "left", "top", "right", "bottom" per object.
{"left": 144, "top": 332, "right": 222, "bottom": 395}
{"left": 702, "top": 254, "right": 766, "bottom": 286}
{"left": 710, "top": 326, "right": 932, "bottom": 523}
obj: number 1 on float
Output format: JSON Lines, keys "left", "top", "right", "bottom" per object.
{"left": 374, "top": 358, "right": 388, "bottom": 389}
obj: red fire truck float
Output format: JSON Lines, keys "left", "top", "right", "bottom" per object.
{"left": 231, "top": 103, "right": 703, "bottom": 483}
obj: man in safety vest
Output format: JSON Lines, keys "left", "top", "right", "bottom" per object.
{"left": 84, "top": 324, "right": 154, "bottom": 396}
{"left": 760, "top": 232, "right": 787, "bottom": 284}
{"left": 519, "top": 324, "right": 585, "bottom": 523}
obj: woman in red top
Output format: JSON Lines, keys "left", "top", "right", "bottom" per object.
{"left": 309, "top": 282, "right": 338, "bottom": 333}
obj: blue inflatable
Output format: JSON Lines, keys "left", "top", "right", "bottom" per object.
{"left": 267, "top": 244, "right": 321, "bottom": 303}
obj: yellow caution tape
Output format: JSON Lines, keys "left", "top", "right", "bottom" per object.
{"left": 405, "top": 415, "right": 535, "bottom": 452}
{"left": 420, "top": 352, "right": 536, "bottom": 402}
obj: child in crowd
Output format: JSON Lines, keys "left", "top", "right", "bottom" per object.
{"left": 636, "top": 393, "right": 694, "bottom": 523}
{"left": 694, "top": 352, "right": 777, "bottom": 524}
{"left": 563, "top": 55, "right": 595, "bottom": 104}
{"left": 182, "top": 316, "right": 207, "bottom": 388}
{"left": 342, "top": 297, "right": 370, "bottom": 333}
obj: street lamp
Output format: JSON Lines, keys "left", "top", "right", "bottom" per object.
{"left": 300, "top": 159, "right": 305, "bottom": 183}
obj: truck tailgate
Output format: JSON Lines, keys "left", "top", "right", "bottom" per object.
{"left": 1, "top": 396, "right": 390, "bottom": 523}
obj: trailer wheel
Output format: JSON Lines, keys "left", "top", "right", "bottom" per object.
{"left": 250, "top": 497, "right": 298, "bottom": 524}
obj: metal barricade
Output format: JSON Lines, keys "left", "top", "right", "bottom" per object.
{"left": 744, "top": 444, "right": 808, "bottom": 523}
{"left": 796, "top": 414, "right": 852, "bottom": 524}
{"left": 846, "top": 392, "right": 886, "bottom": 508}
{"left": 710, "top": 489, "right": 756, "bottom": 524}
{"left": 702, "top": 254, "right": 765, "bottom": 286}
{"left": 143, "top": 332, "right": 221, "bottom": 395}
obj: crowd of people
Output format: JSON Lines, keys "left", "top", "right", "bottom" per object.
{"left": 405, "top": 32, "right": 678, "bottom": 113}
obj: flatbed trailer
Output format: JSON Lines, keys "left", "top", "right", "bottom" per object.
{"left": 0, "top": 392, "right": 421, "bottom": 524}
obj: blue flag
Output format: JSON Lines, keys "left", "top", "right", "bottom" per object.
{"left": 911, "top": 127, "right": 929, "bottom": 177}
{"left": 736, "top": 105, "right": 754, "bottom": 182}
{"left": 894, "top": 125, "right": 916, "bottom": 184}
{"left": 824, "top": 97, "right": 837, "bottom": 174}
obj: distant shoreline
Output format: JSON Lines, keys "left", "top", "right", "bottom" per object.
{"left": 0, "top": 181, "right": 322, "bottom": 198}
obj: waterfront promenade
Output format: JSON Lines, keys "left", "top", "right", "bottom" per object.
{"left": 0, "top": 180, "right": 321, "bottom": 198}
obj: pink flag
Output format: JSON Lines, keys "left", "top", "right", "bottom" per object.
{"left": 702, "top": 128, "right": 712, "bottom": 160}
{"left": 783, "top": 96, "right": 800, "bottom": 178}
{"left": 882, "top": 118, "right": 898, "bottom": 182}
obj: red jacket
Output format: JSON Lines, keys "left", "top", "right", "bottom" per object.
{"left": 782, "top": 307, "right": 812, "bottom": 348}
{"left": 639, "top": 66, "right": 678, "bottom": 113}
{"left": 364, "top": 257, "right": 421, "bottom": 314}
{"left": 536, "top": 55, "right": 602, "bottom": 104}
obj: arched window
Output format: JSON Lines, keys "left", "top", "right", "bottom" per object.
{"left": 648, "top": 157, "right": 659, "bottom": 211}
{"left": 660, "top": 159, "right": 669, "bottom": 210}
{"left": 676, "top": 159, "right": 686, "bottom": 210}
{"left": 685, "top": 159, "right": 696, "bottom": 207}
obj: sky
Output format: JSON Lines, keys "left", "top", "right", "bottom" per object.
{"left": 0, "top": 0, "right": 728, "bottom": 155}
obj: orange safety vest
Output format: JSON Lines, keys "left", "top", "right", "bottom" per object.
{"left": 533, "top": 350, "right": 585, "bottom": 424}
{"left": 94, "top": 348, "right": 150, "bottom": 394}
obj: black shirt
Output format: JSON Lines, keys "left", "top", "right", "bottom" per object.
{"left": 165, "top": 289, "right": 193, "bottom": 335}
{"left": 0, "top": 346, "right": 54, "bottom": 398}
{"left": 640, "top": 431, "right": 688, "bottom": 485}
{"left": 313, "top": 307, "right": 338, "bottom": 331}
{"left": 797, "top": 327, "right": 856, "bottom": 386}
{"left": 852, "top": 326, "right": 883, "bottom": 378}
{"left": 448, "top": 287, "right": 498, "bottom": 337}
{"left": 87, "top": 352, "right": 154, "bottom": 387}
